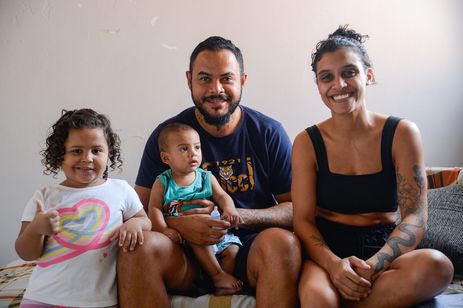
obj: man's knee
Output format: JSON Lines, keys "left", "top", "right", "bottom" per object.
{"left": 249, "top": 228, "right": 301, "bottom": 275}
{"left": 254, "top": 228, "right": 301, "bottom": 258}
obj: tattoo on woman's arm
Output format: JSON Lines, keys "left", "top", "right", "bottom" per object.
{"left": 311, "top": 234, "right": 327, "bottom": 248}
{"left": 374, "top": 222, "right": 420, "bottom": 274}
{"left": 373, "top": 165, "right": 427, "bottom": 274}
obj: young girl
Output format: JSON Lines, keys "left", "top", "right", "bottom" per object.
{"left": 148, "top": 123, "right": 244, "bottom": 295}
{"left": 15, "top": 108, "right": 151, "bottom": 308}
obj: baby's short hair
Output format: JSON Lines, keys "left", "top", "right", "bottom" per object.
{"left": 158, "top": 123, "right": 197, "bottom": 152}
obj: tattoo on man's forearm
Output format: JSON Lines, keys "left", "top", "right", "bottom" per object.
{"left": 374, "top": 222, "right": 421, "bottom": 274}
{"left": 311, "top": 234, "right": 327, "bottom": 248}
{"left": 238, "top": 207, "right": 292, "bottom": 231}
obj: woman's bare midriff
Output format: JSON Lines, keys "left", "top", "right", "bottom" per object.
{"left": 316, "top": 207, "right": 397, "bottom": 227}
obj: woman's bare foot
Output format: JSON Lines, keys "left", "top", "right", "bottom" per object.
{"left": 211, "top": 270, "right": 243, "bottom": 295}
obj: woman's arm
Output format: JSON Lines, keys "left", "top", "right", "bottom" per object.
{"left": 292, "top": 131, "right": 371, "bottom": 300}
{"left": 360, "top": 120, "right": 427, "bottom": 281}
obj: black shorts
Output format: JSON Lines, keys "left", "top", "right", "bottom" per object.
{"left": 178, "top": 232, "right": 258, "bottom": 296}
{"left": 314, "top": 217, "right": 396, "bottom": 259}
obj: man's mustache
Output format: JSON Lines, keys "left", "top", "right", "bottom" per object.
{"left": 202, "top": 93, "right": 230, "bottom": 101}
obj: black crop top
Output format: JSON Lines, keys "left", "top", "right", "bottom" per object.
{"left": 306, "top": 116, "right": 401, "bottom": 214}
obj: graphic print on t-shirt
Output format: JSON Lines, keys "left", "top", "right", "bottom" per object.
{"left": 202, "top": 156, "right": 255, "bottom": 194}
{"left": 37, "top": 198, "right": 119, "bottom": 267}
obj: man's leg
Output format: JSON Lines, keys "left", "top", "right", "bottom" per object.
{"left": 117, "top": 231, "right": 197, "bottom": 308}
{"left": 349, "top": 249, "right": 454, "bottom": 308}
{"left": 246, "top": 228, "right": 301, "bottom": 308}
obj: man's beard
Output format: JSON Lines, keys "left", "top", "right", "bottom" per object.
{"left": 192, "top": 92, "right": 241, "bottom": 126}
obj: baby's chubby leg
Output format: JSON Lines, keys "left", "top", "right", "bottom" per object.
{"left": 190, "top": 243, "right": 243, "bottom": 294}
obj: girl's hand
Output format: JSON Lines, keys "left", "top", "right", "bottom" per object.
{"left": 162, "top": 227, "right": 182, "bottom": 244}
{"left": 31, "top": 200, "right": 60, "bottom": 236}
{"left": 328, "top": 256, "right": 372, "bottom": 301}
{"left": 221, "top": 208, "right": 244, "bottom": 229}
{"left": 111, "top": 219, "right": 144, "bottom": 252}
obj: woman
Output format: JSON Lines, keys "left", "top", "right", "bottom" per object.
{"left": 292, "top": 25, "right": 454, "bottom": 307}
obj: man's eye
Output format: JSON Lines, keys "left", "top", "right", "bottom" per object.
{"left": 199, "top": 77, "right": 210, "bottom": 82}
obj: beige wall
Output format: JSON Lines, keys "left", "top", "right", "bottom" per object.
{"left": 1, "top": 0, "right": 462, "bottom": 265}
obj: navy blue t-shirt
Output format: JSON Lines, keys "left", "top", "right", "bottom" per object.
{"left": 136, "top": 106, "right": 292, "bottom": 213}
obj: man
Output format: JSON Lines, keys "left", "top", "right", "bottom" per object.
{"left": 118, "top": 36, "right": 301, "bottom": 307}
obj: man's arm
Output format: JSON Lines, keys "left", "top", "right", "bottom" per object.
{"left": 134, "top": 185, "right": 151, "bottom": 211}
{"left": 237, "top": 192, "right": 293, "bottom": 231}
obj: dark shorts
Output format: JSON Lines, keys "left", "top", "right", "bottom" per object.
{"left": 177, "top": 232, "right": 258, "bottom": 297}
{"left": 314, "top": 217, "right": 396, "bottom": 260}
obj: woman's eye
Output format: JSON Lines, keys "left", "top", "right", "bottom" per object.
{"left": 342, "top": 69, "right": 357, "bottom": 78}
{"left": 319, "top": 74, "right": 333, "bottom": 82}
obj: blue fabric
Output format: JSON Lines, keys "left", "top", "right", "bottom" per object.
{"left": 158, "top": 169, "right": 212, "bottom": 216}
{"left": 136, "top": 106, "right": 292, "bottom": 220}
{"left": 306, "top": 116, "right": 401, "bottom": 214}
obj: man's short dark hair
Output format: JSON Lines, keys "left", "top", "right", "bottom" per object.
{"left": 189, "top": 36, "right": 244, "bottom": 75}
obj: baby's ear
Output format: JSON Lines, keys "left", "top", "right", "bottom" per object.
{"left": 160, "top": 152, "right": 170, "bottom": 164}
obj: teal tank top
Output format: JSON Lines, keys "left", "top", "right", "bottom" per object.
{"left": 158, "top": 168, "right": 212, "bottom": 216}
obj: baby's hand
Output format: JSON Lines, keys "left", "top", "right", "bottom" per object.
{"left": 221, "top": 208, "right": 244, "bottom": 229}
{"left": 163, "top": 227, "right": 182, "bottom": 244}
{"left": 111, "top": 219, "right": 144, "bottom": 252}
{"left": 31, "top": 200, "right": 60, "bottom": 235}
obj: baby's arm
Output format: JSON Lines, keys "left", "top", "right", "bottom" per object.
{"left": 210, "top": 175, "right": 244, "bottom": 228}
{"left": 15, "top": 199, "right": 60, "bottom": 260}
{"left": 111, "top": 209, "right": 151, "bottom": 252}
{"left": 147, "top": 179, "right": 182, "bottom": 243}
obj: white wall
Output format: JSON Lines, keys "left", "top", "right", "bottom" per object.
{"left": 1, "top": 0, "right": 462, "bottom": 265}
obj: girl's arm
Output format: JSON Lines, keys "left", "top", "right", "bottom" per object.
{"left": 359, "top": 120, "right": 427, "bottom": 281}
{"left": 113, "top": 209, "right": 151, "bottom": 252}
{"left": 292, "top": 131, "right": 371, "bottom": 301}
{"left": 15, "top": 200, "right": 60, "bottom": 260}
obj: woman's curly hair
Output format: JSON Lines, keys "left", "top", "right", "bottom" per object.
{"left": 41, "top": 108, "right": 122, "bottom": 179}
{"left": 311, "top": 25, "right": 372, "bottom": 75}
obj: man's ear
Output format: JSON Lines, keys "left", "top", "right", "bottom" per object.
{"left": 160, "top": 152, "right": 170, "bottom": 164}
{"left": 241, "top": 73, "right": 248, "bottom": 88}
{"left": 186, "top": 71, "right": 192, "bottom": 90}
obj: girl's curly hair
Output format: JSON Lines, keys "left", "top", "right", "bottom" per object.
{"left": 311, "top": 25, "right": 372, "bottom": 75}
{"left": 41, "top": 108, "right": 122, "bottom": 179}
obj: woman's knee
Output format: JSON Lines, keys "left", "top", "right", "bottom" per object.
{"left": 299, "top": 262, "right": 338, "bottom": 308}
{"left": 420, "top": 249, "right": 454, "bottom": 285}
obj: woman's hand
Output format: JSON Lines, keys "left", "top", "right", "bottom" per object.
{"left": 328, "top": 256, "right": 372, "bottom": 301}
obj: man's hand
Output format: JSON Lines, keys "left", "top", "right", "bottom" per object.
{"left": 162, "top": 227, "right": 183, "bottom": 244}
{"left": 166, "top": 214, "right": 230, "bottom": 246}
{"left": 181, "top": 199, "right": 215, "bottom": 215}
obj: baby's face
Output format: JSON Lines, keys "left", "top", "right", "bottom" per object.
{"left": 163, "top": 129, "right": 202, "bottom": 174}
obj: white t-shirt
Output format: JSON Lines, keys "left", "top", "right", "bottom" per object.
{"left": 21, "top": 179, "right": 143, "bottom": 307}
